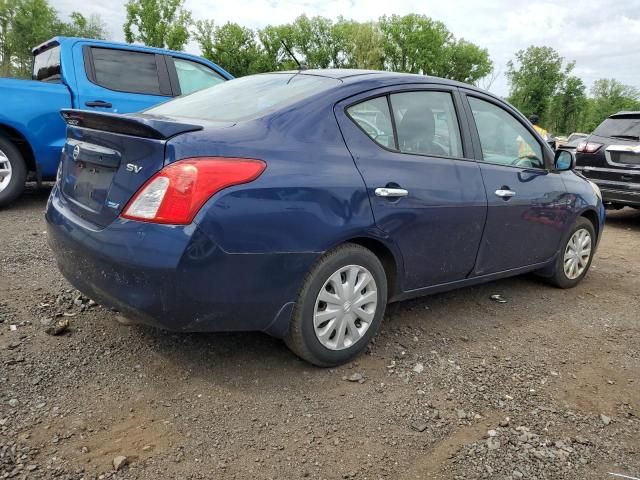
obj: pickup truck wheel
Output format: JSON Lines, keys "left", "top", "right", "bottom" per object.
{"left": 0, "top": 136, "right": 27, "bottom": 208}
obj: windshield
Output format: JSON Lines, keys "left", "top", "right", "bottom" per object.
{"left": 594, "top": 117, "right": 640, "bottom": 139}
{"left": 146, "top": 73, "right": 340, "bottom": 122}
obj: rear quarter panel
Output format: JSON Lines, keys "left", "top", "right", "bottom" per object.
{"left": 167, "top": 100, "right": 378, "bottom": 255}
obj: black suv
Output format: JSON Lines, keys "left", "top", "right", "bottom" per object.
{"left": 575, "top": 111, "right": 640, "bottom": 209}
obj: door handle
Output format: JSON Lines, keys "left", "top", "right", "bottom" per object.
{"left": 375, "top": 187, "right": 409, "bottom": 198}
{"left": 85, "top": 100, "right": 112, "bottom": 108}
{"left": 495, "top": 189, "right": 516, "bottom": 198}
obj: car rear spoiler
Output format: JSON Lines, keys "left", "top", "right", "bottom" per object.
{"left": 60, "top": 109, "right": 203, "bottom": 140}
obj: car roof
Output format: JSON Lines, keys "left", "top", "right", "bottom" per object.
{"left": 31, "top": 36, "right": 233, "bottom": 79}
{"left": 274, "top": 68, "right": 504, "bottom": 103}
{"left": 610, "top": 111, "right": 640, "bottom": 119}
{"left": 33, "top": 36, "right": 197, "bottom": 58}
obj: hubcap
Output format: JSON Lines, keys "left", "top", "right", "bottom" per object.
{"left": 0, "top": 149, "right": 12, "bottom": 194}
{"left": 563, "top": 228, "right": 592, "bottom": 280}
{"left": 313, "top": 265, "right": 378, "bottom": 351}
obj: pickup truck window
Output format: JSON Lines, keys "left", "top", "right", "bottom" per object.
{"left": 91, "top": 48, "right": 163, "bottom": 96}
{"left": 33, "top": 46, "right": 61, "bottom": 83}
{"left": 174, "top": 58, "right": 225, "bottom": 95}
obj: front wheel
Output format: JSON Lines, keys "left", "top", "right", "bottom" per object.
{"left": 285, "top": 244, "right": 388, "bottom": 367}
{"left": 0, "top": 136, "right": 27, "bottom": 208}
{"left": 547, "top": 217, "right": 596, "bottom": 288}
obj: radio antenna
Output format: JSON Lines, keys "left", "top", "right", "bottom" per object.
{"left": 281, "top": 40, "right": 307, "bottom": 70}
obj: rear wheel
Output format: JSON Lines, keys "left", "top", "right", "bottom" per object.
{"left": 285, "top": 244, "right": 387, "bottom": 367}
{"left": 0, "top": 136, "right": 27, "bottom": 208}
{"left": 547, "top": 217, "right": 596, "bottom": 288}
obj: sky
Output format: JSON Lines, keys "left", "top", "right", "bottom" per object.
{"left": 50, "top": 0, "right": 640, "bottom": 97}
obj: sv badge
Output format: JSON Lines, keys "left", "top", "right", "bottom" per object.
{"left": 126, "top": 163, "right": 143, "bottom": 174}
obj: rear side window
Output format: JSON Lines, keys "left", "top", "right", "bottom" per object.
{"left": 346, "top": 91, "right": 464, "bottom": 158}
{"left": 91, "top": 48, "right": 162, "bottom": 95}
{"left": 593, "top": 117, "right": 640, "bottom": 139}
{"left": 391, "top": 92, "right": 463, "bottom": 157}
{"left": 347, "top": 97, "right": 395, "bottom": 149}
{"left": 174, "top": 58, "right": 225, "bottom": 95}
{"left": 33, "top": 46, "right": 61, "bottom": 82}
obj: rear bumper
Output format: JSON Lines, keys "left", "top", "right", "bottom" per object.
{"left": 45, "top": 185, "right": 315, "bottom": 336}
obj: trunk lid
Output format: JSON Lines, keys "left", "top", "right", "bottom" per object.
{"left": 59, "top": 110, "right": 203, "bottom": 228}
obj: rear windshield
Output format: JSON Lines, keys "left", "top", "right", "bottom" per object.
{"left": 146, "top": 73, "right": 340, "bottom": 122}
{"left": 593, "top": 117, "right": 640, "bottom": 139}
{"left": 32, "top": 45, "right": 61, "bottom": 82}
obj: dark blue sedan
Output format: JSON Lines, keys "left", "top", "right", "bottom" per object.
{"left": 46, "top": 70, "right": 605, "bottom": 366}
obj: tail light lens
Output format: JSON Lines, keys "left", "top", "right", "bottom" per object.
{"left": 576, "top": 142, "right": 603, "bottom": 154}
{"left": 121, "top": 157, "right": 266, "bottom": 224}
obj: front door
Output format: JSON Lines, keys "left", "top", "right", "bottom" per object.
{"left": 463, "top": 92, "right": 569, "bottom": 275}
{"left": 336, "top": 87, "right": 487, "bottom": 291}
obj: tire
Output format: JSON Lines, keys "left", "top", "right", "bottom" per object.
{"left": 285, "top": 243, "right": 388, "bottom": 367}
{"left": 0, "top": 136, "right": 27, "bottom": 208}
{"left": 547, "top": 217, "right": 596, "bottom": 288}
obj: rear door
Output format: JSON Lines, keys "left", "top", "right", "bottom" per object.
{"left": 461, "top": 91, "right": 569, "bottom": 275}
{"left": 335, "top": 85, "right": 487, "bottom": 291}
{"left": 75, "top": 45, "right": 173, "bottom": 113}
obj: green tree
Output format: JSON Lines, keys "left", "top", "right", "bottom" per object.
{"left": 580, "top": 79, "right": 640, "bottom": 132}
{"left": 58, "top": 12, "right": 107, "bottom": 39}
{"left": 548, "top": 75, "right": 587, "bottom": 135}
{"left": 9, "top": 0, "right": 58, "bottom": 76}
{"left": 195, "top": 21, "right": 261, "bottom": 77}
{"left": 378, "top": 14, "right": 491, "bottom": 83}
{"left": 124, "top": 0, "right": 191, "bottom": 50}
{"left": 254, "top": 24, "right": 297, "bottom": 71}
{"left": 505, "top": 46, "right": 567, "bottom": 124}
{"left": 0, "top": 0, "right": 18, "bottom": 75}
{"left": 379, "top": 14, "right": 451, "bottom": 74}
{"left": 288, "top": 15, "right": 337, "bottom": 69}
{"left": 443, "top": 39, "right": 492, "bottom": 84}
{"left": 0, "top": 0, "right": 107, "bottom": 78}
{"left": 331, "top": 19, "right": 384, "bottom": 70}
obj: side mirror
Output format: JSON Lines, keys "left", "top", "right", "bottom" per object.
{"left": 554, "top": 149, "right": 575, "bottom": 171}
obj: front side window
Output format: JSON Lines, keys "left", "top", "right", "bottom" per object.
{"left": 174, "top": 58, "right": 226, "bottom": 95}
{"left": 347, "top": 97, "right": 395, "bottom": 149}
{"left": 91, "top": 48, "right": 162, "bottom": 95}
{"left": 468, "top": 97, "right": 543, "bottom": 168}
{"left": 33, "top": 45, "right": 61, "bottom": 82}
{"left": 391, "top": 91, "right": 463, "bottom": 157}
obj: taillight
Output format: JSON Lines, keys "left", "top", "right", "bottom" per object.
{"left": 576, "top": 142, "right": 603, "bottom": 154}
{"left": 121, "top": 157, "right": 266, "bottom": 224}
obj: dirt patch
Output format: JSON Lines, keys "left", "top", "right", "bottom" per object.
{"left": 1, "top": 186, "right": 639, "bottom": 479}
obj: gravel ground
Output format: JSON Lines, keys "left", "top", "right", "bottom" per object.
{"left": 1, "top": 185, "right": 639, "bottom": 480}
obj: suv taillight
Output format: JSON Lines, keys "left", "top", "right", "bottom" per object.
{"left": 121, "top": 157, "right": 266, "bottom": 224}
{"left": 576, "top": 142, "right": 603, "bottom": 154}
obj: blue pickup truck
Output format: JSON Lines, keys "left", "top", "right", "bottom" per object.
{"left": 0, "top": 36, "right": 232, "bottom": 207}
